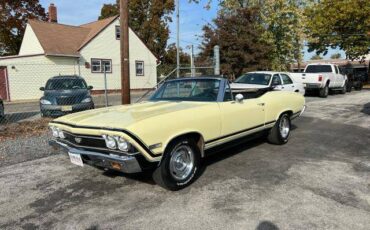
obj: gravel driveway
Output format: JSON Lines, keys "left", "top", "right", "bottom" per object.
{"left": 0, "top": 90, "right": 369, "bottom": 229}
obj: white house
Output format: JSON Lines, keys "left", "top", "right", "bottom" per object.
{"left": 0, "top": 4, "right": 158, "bottom": 101}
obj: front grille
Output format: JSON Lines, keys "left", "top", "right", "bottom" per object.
{"left": 64, "top": 132, "right": 106, "bottom": 149}
{"left": 56, "top": 97, "right": 80, "bottom": 105}
{"left": 61, "top": 131, "right": 138, "bottom": 155}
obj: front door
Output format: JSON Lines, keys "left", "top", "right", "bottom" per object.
{"left": 219, "top": 98, "right": 265, "bottom": 139}
{"left": 280, "top": 73, "right": 295, "bottom": 92}
{"left": 271, "top": 74, "right": 284, "bottom": 91}
{"left": 0, "top": 67, "right": 9, "bottom": 101}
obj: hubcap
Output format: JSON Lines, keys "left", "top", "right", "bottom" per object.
{"left": 169, "top": 145, "right": 194, "bottom": 181}
{"left": 279, "top": 116, "right": 290, "bottom": 139}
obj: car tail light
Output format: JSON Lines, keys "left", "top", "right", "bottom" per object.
{"left": 318, "top": 75, "right": 323, "bottom": 81}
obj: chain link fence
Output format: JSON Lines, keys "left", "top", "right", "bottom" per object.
{"left": 0, "top": 61, "right": 216, "bottom": 127}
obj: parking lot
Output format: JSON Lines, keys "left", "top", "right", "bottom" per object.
{"left": 0, "top": 91, "right": 369, "bottom": 230}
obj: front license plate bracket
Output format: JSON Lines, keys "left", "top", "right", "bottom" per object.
{"left": 68, "top": 152, "right": 84, "bottom": 167}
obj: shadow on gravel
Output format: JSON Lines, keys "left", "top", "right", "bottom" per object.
{"left": 95, "top": 133, "right": 269, "bottom": 187}
{"left": 361, "top": 102, "right": 370, "bottom": 115}
{"left": 203, "top": 135, "right": 266, "bottom": 167}
{"left": 102, "top": 169, "right": 156, "bottom": 185}
{"left": 0, "top": 111, "right": 40, "bottom": 124}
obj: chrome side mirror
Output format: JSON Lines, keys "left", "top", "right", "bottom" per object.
{"left": 235, "top": 93, "right": 244, "bottom": 103}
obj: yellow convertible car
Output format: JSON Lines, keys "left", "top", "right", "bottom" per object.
{"left": 49, "top": 77, "right": 305, "bottom": 190}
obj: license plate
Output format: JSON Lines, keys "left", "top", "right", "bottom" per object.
{"left": 61, "top": 106, "right": 73, "bottom": 111}
{"left": 68, "top": 152, "right": 83, "bottom": 167}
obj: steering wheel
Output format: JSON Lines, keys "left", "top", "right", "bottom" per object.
{"left": 198, "top": 90, "right": 217, "bottom": 100}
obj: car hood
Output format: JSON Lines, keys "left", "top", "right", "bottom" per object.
{"left": 230, "top": 83, "right": 269, "bottom": 89}
{"left": 53, "top": 101, "right": 210, "bottom": 130}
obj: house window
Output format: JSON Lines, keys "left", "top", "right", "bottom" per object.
{"left": 91, "top": 59, "right": 112, "bottom": 73}
{"left": 115, "top": 26, "right": 120, "bottom": 40}
{"left": 91, "top": 59, "right": 101, "bottom": 73}
{"left": 102, "top": 60, "right": 112, "bottom": 73}
{"left": 135, "top": 61, "right": 144, "bottom": 76}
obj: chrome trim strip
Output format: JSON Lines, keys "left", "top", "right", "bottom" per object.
{"left": 56, "top": 138, "right": 139, "bottom": 156}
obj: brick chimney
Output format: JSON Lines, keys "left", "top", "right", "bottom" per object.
{"left": 48, "top": 3, "right": 58, "bottom": 23}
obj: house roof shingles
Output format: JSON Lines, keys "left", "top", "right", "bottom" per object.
{"left": 28, "top": 16, "right": 119, "bottom": 57}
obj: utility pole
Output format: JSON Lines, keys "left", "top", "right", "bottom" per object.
{"left": 120, "top": 0, "right": 130, "bottom": 104}
{"left": 176, "top": 0, "right": 180, "bottom": 78}
{"left": 190, "top": 45, "right": 195, "bottom": 77}
{"left": 214, "top": 45, "right": 220, "bottom": 75}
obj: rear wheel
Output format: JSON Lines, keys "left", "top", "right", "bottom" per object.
{"left": 153, "top": 138, "right": 201, "bottom": 190}
{"left": 0, "top": 103, "right": 4, "bottom": 121}
{"left": 340, "top": 82, "right": 347, "bottom": 94}
{"left": 319, "top": 85, "right": 329, "bottom": 98}
{"left": 355, "top": 82, "right": 363, "bottom": 91}
{"left": 267, "top": 113, "right": 291, "bottom": 145}
{"left": 346, "top": 82, "right": 353, "bottom": 92}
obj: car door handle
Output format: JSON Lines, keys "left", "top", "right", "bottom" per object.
{"left": 257, "top": 103, "right": 265, "bottom": 106}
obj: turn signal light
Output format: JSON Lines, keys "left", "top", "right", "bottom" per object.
{"left": 111, "top": 162, "right": 122, "bottom": 171}
{"left": 318, "top": 75, "right": 323, "bottom": 81}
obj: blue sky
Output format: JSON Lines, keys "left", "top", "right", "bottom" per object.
{"left": 39, "top": 0, "right": 344, "bottom": 60}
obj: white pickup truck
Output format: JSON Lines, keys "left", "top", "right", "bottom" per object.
{"left": 290, "top": 63, "right": 347, "bottom": 98}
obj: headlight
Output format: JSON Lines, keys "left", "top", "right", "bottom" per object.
{"left": 116, "top": 137, "right": 130, "bottom": 151}
{"left": 50, "top": 126, "right": 65, "bottom": 139}
{"left": 51, "top": 126, "right": 59, "bottom": 137}
{"left": 81, "top": 97, "right": 92, "bottom": 103}
{"left": 40, "top": 99, "right": 52, "bottom": 105}
{"left": 58, "top": 129, "right": 66, "bottom": 139}
{"left": 103, "top": 135, "right": 117, "bottom": 149}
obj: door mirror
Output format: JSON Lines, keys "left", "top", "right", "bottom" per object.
{"left": 39, "top": 87, "right": 45, "bottom": 91}
{"left": 235, "top": 93, "right": 244, "bottom": 103}
{"left": 88, "top": 86, "right": 93, "bottom": 90}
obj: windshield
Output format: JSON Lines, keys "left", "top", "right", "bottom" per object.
{"left": 45, "top": 78, "right": 87, "bottom": 90}
{"left": 305, "top": 65, "right": 332, "bottom": 73}
{"left": 150, "top": 79, "right": 220, "bottom": 102}
{"left": 234, "top": 73, "right": 272, "bottom": 85}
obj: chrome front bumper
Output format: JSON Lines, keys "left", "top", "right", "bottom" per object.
{"left": 299, "top": 105, "right": 306, "bottom": 117}
{"left": 49, "top": 139, "right": 142, "bottom": 173}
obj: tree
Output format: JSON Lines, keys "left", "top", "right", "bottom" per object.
{"left": 158, "top": 43, "right": 190, "bottom": 76}
{"left": 199, "top": 7, "right": 273, "bottom": 78}
{"left": 197, "top": 0, "right": 307, "bottom": 70}
{"left": 99, "top": 0, "right": 174, "bottom": 59}
{"left": 310, "top": 54, "right": 322, "bottom": 60}
{"left": 330, "top": 53, "right": 342, "bottom": 59}
{"left": 262, "top": 0, "right": 307, "bottom": 70}
{"left": 305, "top": 0, "right": 370, "bottom": 60}
{"left": 0, "top": 0, "right": 47, "bottom": 56}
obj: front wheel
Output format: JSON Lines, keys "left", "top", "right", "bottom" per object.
{"left": 319, "top": 85, "right": 329, "bottom": 98}
{"left": 153, "top": 138, "right": 201, "bottom": 190}
{"left": 267, "top": 113, "right": 291, "bottom": 145}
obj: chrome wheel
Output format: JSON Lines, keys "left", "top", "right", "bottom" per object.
{"left": 169, "top": 145, "right": 194, "bottom": 181}
{"left": 279, "top": 116, "right": 290, "bottom": 139}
